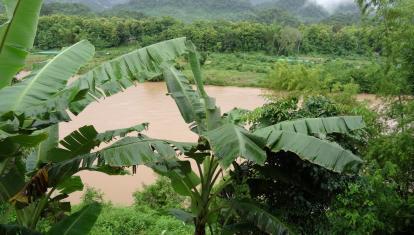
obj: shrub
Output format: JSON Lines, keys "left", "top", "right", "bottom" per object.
{"left": 266, "top": 62, "right": 326, "bottom": 93}
{"left": 77, "top": 181, "right": 192, "bottom": 235}
{"left": 365, "top": 131, "right": 414, "bottom": 196}
{"left": 90, "top": 205, "right": 192, "bottom": 235}
{"left": 81, "top": 186, "right": 105, "bottom": 205}
{"left": 266, "top": 60, "right": 379, "bottom": 95}
{"left": 133, "top": 177, "right": 185, "bottom": 211}
{"left": 232, "top": 95, "right": 370, "bottom": 234}
{"left": 327, "top": 163, "right": 414, "bottom": 234}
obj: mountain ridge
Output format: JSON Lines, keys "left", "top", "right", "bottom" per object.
{"left": 39, "top": 0, "right": 360, "bottom": 23}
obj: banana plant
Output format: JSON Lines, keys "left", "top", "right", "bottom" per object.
{"left": 78, "top": 43, "right": 366, "bottom": 235}
{"left": 0, "top": 38, "right": 189, "bottom": 233}
{"left": 0, "top": 1, "right": 191, "bottom": 232}
{"left": 0, "top": 2, "right": 365, "bottom": 234}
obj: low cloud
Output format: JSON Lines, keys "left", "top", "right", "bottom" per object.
{"left": 311, "top": 0, "right": 355, "bottom": 12}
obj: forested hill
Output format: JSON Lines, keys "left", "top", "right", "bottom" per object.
{"left": 44, "top": 0, "right": 129, "bottom": 10}
{"left": 112, "top": 0, "right": 344, "bottom": 22}
{"left": 254, "top": 0, "right": 329, "bottom": 22}
{"left": 34, "top": 0, "right": 361, "bottom": 24}
{"left": 112, "top": 0, "right": 254, "bottom": 21}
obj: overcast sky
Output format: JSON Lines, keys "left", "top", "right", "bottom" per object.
{"left": 312, "top": 0, "right": 355, "bottom": 11}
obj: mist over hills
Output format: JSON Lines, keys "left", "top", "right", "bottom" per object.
{"left": 44, "top": 0, "right": 129, "bottom": 9}
{"left": 254, "top": 0, "right": 329, "bottom": 22}
{"left": 38, "top": 0, "right": 360, "bottom": 23}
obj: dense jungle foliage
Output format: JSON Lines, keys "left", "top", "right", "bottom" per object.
{"left": 35, "top": 16, "right": 379, "bottom": 55}
{"left": 1, "top": 0, "right": 414, "bottom": 234}
{"left": 0, "top": 0, "right": 371, "bottom": 54}
{"left": 0, "top": 14, "right": 377, "bottom": 55}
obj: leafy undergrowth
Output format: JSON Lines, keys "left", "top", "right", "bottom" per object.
{"left": 89, "top": 205, "right": 193, "bottom": 235}
{"left": 84, "top": 178, "right": 193, "bottom": 235}
{"left": 0, "top": 178, "right": 193, "bottom": 234}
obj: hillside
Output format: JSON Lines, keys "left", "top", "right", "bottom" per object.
{"left": 322, "top": 2, "right": 361, "bottom": 25}
{"left": 45, "top": 0, "right": 129, "bottom": 10}
{"left": 254, "top": 0, "right": 329, "bottom": 22}
{"left": 9, "top": 0, "right": 361, "bottom": 24}
{"left": 113, "top": 0, "right": 254, "bottom": 21}
{"left": 113, "top": 0, "right": 343, "bottom": 23}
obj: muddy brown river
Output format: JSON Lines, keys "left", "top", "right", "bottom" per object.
{"left": 53, "top": 80, "right": 379, "bottom": 205}
{"left": 61, "top": 82, "right": 268, "bottom": 205}
{"left": 13, "top": 70, "right": 380, "bottom": 205}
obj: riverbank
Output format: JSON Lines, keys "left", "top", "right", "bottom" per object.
{"left": 26, "top": 47, "right": 372, "bottom": 89}
{"left": 22, "top": 48, "right": 380, "bottom": 205}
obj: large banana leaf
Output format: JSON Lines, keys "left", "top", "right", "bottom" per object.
{"left": 0, "top": 0, "right": 43, "bottom": 89}
{"left": 96, "top": 123, "right": 148, "bottom": 142}
{"left": 7, "top": 124, "right": 148, "bottom": 199}
{"left": 257, "top": 130, "right": 363, "bottom": 173}
{"left": 187, "top": 42, "right": 222, "bottom": 131}
{"left": 162, "top": 64, "right": 205, "bottom": 127}
{"left": 229, "top": 200, "right": 295, "bottom": 235}
{"left": 222, "top": 108, "right": 249, "bottom": 125}
{"left": 68, "top": 37, "right": 189, "bottom": 114}
{"left": 47, "top": 155, "right": 96, "bottom": 188}
{"left": 82, "top": 135, "right": 200, "bottom": 195}
{"left": 45, "top": 136, "right": 188, "bottom": 189}
{"left": 254, "top": 116, "right": 365, "bottom": 137}
{"left": 49, "top": 123, "right": 147, "bottom": 163}
{"left": 202, "top": 124, "right": 267, "bottom": 168}
{"left": 151, "top": 159, "right": 200, "bottom": 196}
{"left": 42, "top": 124, "right": 148, "bottom": 187}
{"left": 36, "top": 125, "right": 59, "bottom": 164}
{"left": 0, "top": 131, "right": 47, "bottom": 149}
{"left": 0, "top": 40, "right": 95, "bottom": 116}
{"left": 56, "top": 176, "right": 83, "bottom": 195}
{"left": 47, "top": 203, "right": 102, "bottom": 235}
{"left": 97, "top": 136, "right": 183, "bottom": 166}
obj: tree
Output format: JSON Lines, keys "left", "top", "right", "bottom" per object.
{"left": 80, "top": 43, "right": 366, "bottom": 234}
{"left": 278, "top": 26, "right": 302, "bottom": 55}
{"left": 357, "top": 0, "right": 414, "bottom": 129}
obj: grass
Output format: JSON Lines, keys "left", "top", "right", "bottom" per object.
{"left": 25, "top": 46, "right": 372, "bottom": 88}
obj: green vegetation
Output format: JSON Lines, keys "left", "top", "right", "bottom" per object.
{"left": 44, "top": 0, "right": 358, "bottom": 23}
{"left": 77, "top": 38, "right": 364, "bottom": 234}
{"left": 25, "top": 48, "right": 375, "bottom": 89}
{"left": 90, "top": 205, "right": 192, "bottom": 235}
{"left": 44, "top": 0, "right": 127, "bottom": 10}
{"left": 266, "top": 58, "right": 379, "bottom": 93}
{"left": 41, "top": 2, "right": 93, "bottom": 16}
{"left": 0, "top": 1, "right": 190, "bottom": 233}
{"left": 30, "top": 14, "right": 376, "bottom": 57}
{"left": 0, "top": 0, "right": 363, "bottom": 26}
{"left": 84, "top": 181, "right": 193, "bottom": 235}
{"left": 1, "top": 0, "right": 414, "bottom": 234}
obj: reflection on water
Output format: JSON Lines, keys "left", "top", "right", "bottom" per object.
{"left": 61, "top": 82, "right": 266, "bottom": 205}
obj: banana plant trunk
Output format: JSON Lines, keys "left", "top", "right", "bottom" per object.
{"left": 195, "top": 218, "right": 206, "bottom": 235}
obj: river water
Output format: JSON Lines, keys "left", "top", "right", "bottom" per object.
{"left": 51, "top": 80, "right": 379, "bottom": 205}
{"left": 61, "top": 82, "right": 267, "bottom": 205}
